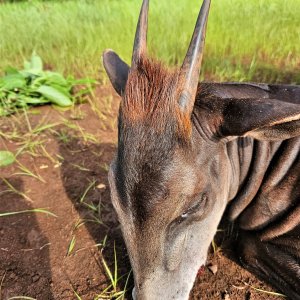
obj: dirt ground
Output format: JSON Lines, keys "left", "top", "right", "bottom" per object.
{"left": 0, "top": 86, "right": 283, "bottom": 300}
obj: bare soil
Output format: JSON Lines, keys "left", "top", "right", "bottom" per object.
{"left": 0, "top": 86, "right": 282, "bottom": 300}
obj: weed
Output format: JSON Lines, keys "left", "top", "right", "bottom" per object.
{"left": 0, "top": 53, "right": 95, "bottom": 116}
{"left": 77, "top": 180, "right": 105, "bottom": 227}
{"left": 55, "top": 129, "right": 71, "bottom": 144}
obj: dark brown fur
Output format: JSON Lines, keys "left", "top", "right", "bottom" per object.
{"left": 102, "top": 1, "right": 300, "bottom": 297}
{"left": 115, "top": 56, "right": 196, "bottom": 224}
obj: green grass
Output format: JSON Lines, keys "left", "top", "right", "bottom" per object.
{"left": 0, "top": 0, "right": 299, "bottom": 83}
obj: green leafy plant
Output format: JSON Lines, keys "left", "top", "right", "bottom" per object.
{"left": 0, "top": 52, "right": 95, "bottom": 116}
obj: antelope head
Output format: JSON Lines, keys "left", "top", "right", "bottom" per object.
{"left": 103, "top": 1, "right": 219, "bottom": 299}
{"left": 102, "top": 0, "right": 300, "bottom": 299}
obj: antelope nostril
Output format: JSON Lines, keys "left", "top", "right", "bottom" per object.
{"left": 132, "top": 287, "right": 136, "bottom": 300}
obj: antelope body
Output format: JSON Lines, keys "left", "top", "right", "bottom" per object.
{"left": 103, "top": 0, "right": 300, "bottom": 299}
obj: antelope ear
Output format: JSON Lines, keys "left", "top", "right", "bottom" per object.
{"left": 200, "top": 98, "right": 300, "bottom": 140}
{"left": 103, "top": 49, "right": 130, "bottom": 96}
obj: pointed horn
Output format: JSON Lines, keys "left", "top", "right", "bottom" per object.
{"left": 179, "top": 0, "right": 211, "bottom": 113}
{"left": 132, "top": 0, "right": 149, "bottom": 67}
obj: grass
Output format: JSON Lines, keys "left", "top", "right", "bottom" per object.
{"left": 14, "top": 161, "right": 45, "bottom": 183}
{"left": 0, "top": 0, "right": 299, "bottom": 84}
{"left": 0, "top": 208, "right": 57, "bottom": 218}
{"left": 1, "top": 177, "right": 33, "bottom": 202}
{"left": 7, "top": 297, "right": 36, "bottom": 300}
{"left": 242, "top": 282, "right": 287, "bottom": 298}
{"left": 0, "top": 110, "right": 60, "bottom": 159}
{"left": 66, "top": 235, "right": 77, "bottom": 256}
{"left": 97, "top": 243, "right": 132, "bottom": 300}
{"left": 71, "top": 238, "right": 132, "bottom": 300}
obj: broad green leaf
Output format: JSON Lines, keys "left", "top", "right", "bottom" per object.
{"left": 30, "top": 75, "right": 47, "bottom": 88}
{"left": 23, "top": 60, "right": 31, "bottom": 71}
{"left": 49, "top": 84, "right": 71, "bottom": 97}
{"left": 36, "top": 85, "right": 73, "bottom": 107}
{"left": 30, "top": 52, "right": 43, "bottom": 72}
{"left": 0, "top": 52, "right": 93, "bottom": 116}
{"left": 0, "top": 74, "right": 26, "bottom": 90}
{"left": 18, "top": 96, "right": 48, "bottom": 105}
{"left": 20, "top": 70, "right": 40, "bottom": 78}
{"left": 44, "top": 71, "right": 68, "bottom": 87}
{"left": 22, "top": 53, "right": 43, "bottom": 77}
{"left": 4, "top": 66, "right": 20, "bottom": 75}
{"left": 0, "top": 150, "right": 15, "bottom": 167}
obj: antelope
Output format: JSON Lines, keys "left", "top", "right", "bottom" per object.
{"left": 103, "top": 0, "right": 300, "bottom": 299}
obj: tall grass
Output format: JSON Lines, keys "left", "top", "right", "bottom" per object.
{"left": 0, "top": 0, "right": 299, "bottom": 83}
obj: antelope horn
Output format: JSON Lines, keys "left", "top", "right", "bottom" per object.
{"left": 179, "top": 0, "right": 211, "bottom": 113}
{"left": 132, "top": 0, "right": 149, "bottom": 67}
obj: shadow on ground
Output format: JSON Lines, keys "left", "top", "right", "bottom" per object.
{"left": 58, "top": 137, "right": 133, "bottom": 298}
{"left": 0, "top": 177, "right": 54, "bottom": 299}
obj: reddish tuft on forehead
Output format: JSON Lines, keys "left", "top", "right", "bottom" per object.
{"left": 121, "top": 55, "right": 192, "bottom": 139}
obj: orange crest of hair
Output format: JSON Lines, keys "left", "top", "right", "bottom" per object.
{"left": 121, "top": 55, "right": 192, "bottom": 140}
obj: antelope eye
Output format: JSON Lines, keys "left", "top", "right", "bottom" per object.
{"left": 180, "top": 193, "right": 208, "bottom": 220}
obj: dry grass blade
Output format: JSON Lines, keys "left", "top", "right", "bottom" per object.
{"left": 40, "top": 145, "right": 59, "bottom": 164}
{"left": 243, "top": 282, "right": 286, "bottom": 298}
{"left": 1, "top": 177, "right": 32, "bottom": 202}
{"left": 32, "top": 122, "right": 60, "bottom": 134}
{"left": 70, "top": 163, "right": 90, "bottom": 172}
{"left": 0, "top": 208, "right": 57, "bottom": 218}
{"left": 73, "top": 289, "right": 82, "bottom": 300}
{"left": 66, "top": 235, "right": 76, "bottom": 256}
{"left": 7, "top": 296, "right": 36, "bottom": 300}
{"left": 101, "top": 253, "right": 116, "bottom": 291}
{"left": 14, "top": 161, "right": 46, "bottom": 183}
{"left": 79, "top": 180, "right": 96, "bottom": 204}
